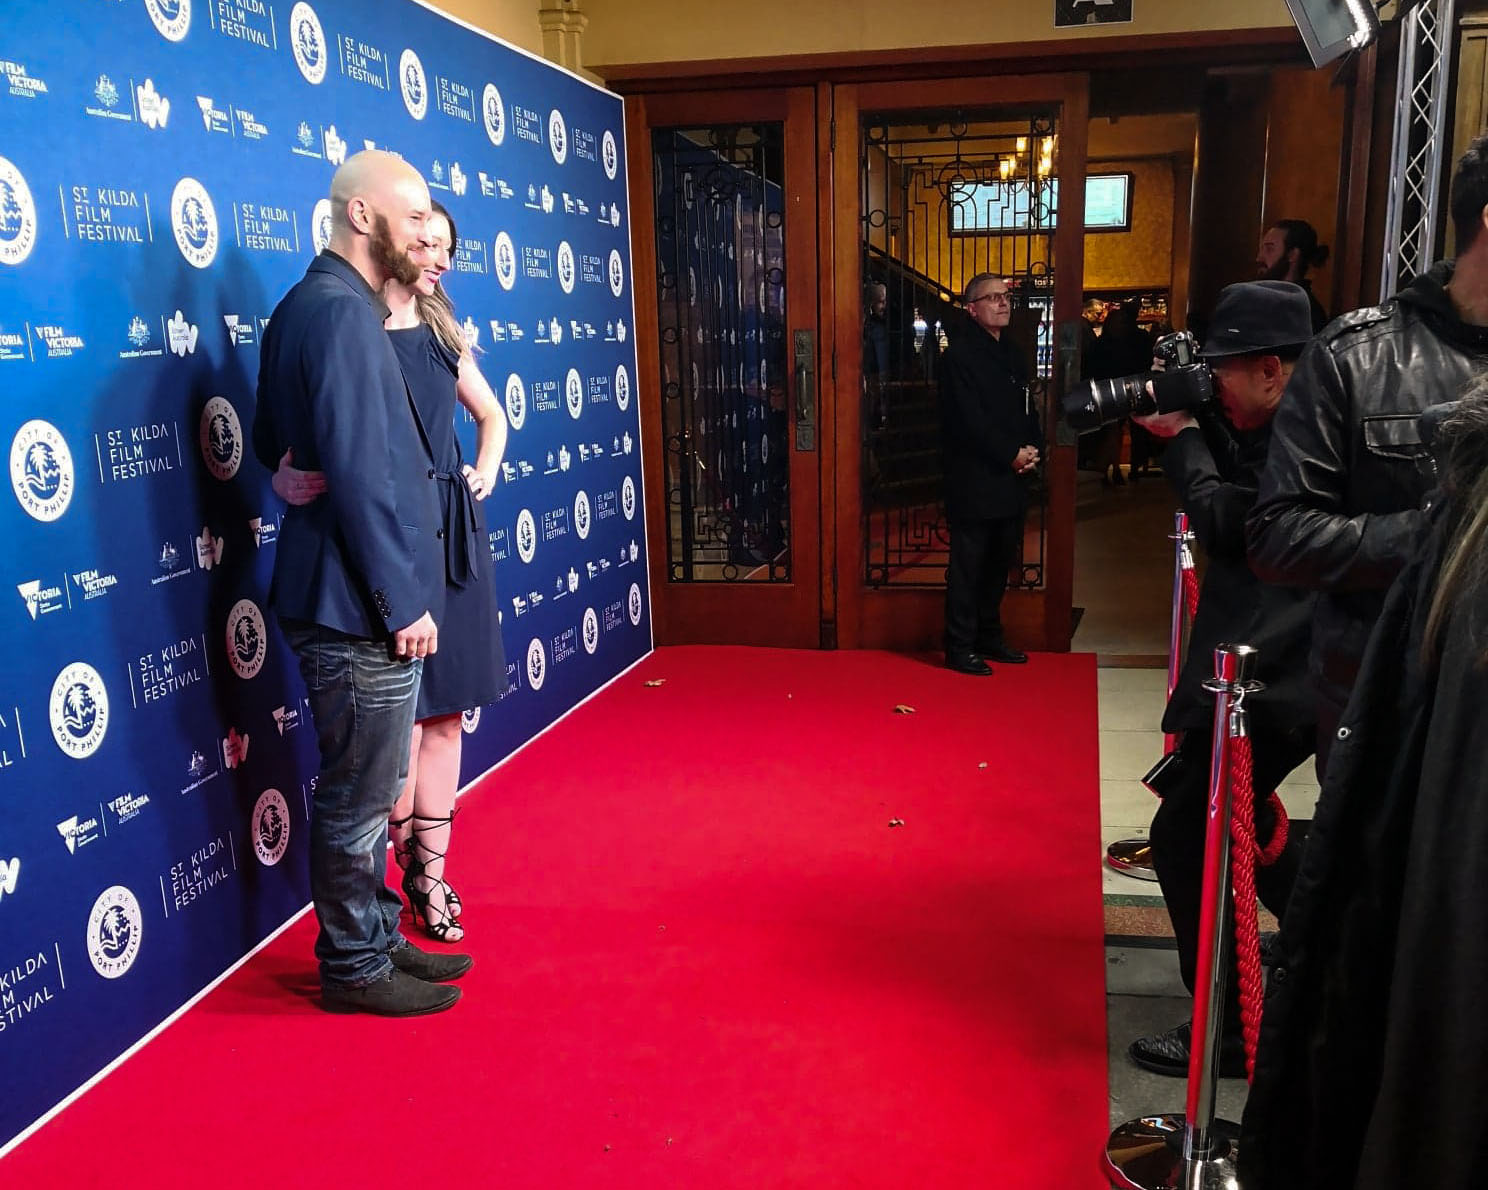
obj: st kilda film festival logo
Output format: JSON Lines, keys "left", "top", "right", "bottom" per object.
{"left": 200, "top": 396, "right": 244, "bottom": 481}
{"left": 11, "top": 419, "right": 75, "bottom": 523}
{"left": 226, "top": 598, "right": 268, "bottom": 680}
{"left": 88, "top": 885, "right": 143, "bottom": 979}
{"left": 252, "top": 788, "right": 291, "bottom": 866}
{"left": 291, "top": 2, "right": 328, "bottom": 85}
{"left": 144, "top": 0, "right": 192, "bottom": 43}
{"left": 400, "top": 48, "right": 428, "bottom": 121}
{"left": 171, "top": 177, "right": 219, "bottom": 270}
{"left": 50, "top": 662, "right": 110, "bottom": 759}
{"left": 483, "top": 83, "right": 505, "bottom": 146}
{"left": 0, "top": 155, "right": 39, "bottom": 267}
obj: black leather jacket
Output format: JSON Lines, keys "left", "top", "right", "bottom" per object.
{"left": 1247, "top": 263, "right": 1488, "bottom": 713}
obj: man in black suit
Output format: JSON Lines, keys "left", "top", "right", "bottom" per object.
{"left": 254, "top": 150, "right": 469, "bottom": 1017}
{"left": 939, "top": 273, "right": 1043, "bottom": 676}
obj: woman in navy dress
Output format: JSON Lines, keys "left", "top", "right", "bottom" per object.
{"left": 274, "top": 200, "right": 506, "bottom": 942}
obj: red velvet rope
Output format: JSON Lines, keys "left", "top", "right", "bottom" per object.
{"left": 1228, "top": 733, "right": 1266, "bottom": 1083}
{"left": 1182, "top": 565, "right": 1200, "bottom": 624}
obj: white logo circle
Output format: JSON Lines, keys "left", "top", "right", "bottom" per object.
{"left": 582, "top": 607, "right": 600, "bottom": 655}
{"left": 11, "top": 419, "right": 74, "bottom": 522}
{"left": 199, "top": 396, "right": 243, "bottom": 481}
{"left": 548, "top": 109, "right": 568, "bottom": 165}
{"left": 574, "top": 490, "right": 591, "bottom": 540}
{"left": 526, "top": 637, "right": 547, "bottom": 691}
{"left": 602, "top": 130, "right": 619, "bottom": 181}
{"left": 622, "top": 475, "right": 637, "bottom": 521}
{"left": 557, "top": 240, "right": 575, "bottom": 295}
{"left": 515, "top": 508, "right": 537, "bottom": 564}
{"left": 628, "top": 582, "right": 644, "bottom": 627}
{"left": 50, "top": 662, "right": 110, "bottom": 759}
{"left": 145, "top": 0, "right": 191, "bottom": 42}
{"left": 252, "top": 789, "right": 291, "bottom": 866}
{"left": 482, "top": 83, "right": 505, "bottom": 146}
{"left": 399, "top": 48, "right": 427, "bottom": 120}
{"left": 461, "top": 707, "right": 481, "bottom": 734}
{"left": 608, "top": 249, "right": 625, "bottom": 297}
{"left": 494, "top": 231, "right": 516, "bottom": 291}
{"left": 565, "top": 368, "right": 584, "bottom": 420}
{"left": 311, "top": 197, "right": 333, "bottom": 254}
{"left": 0, "top": 156, "right": 38, "bottom": 267}
{"left": 504, "top": 373, "right": 527, "bottom": 431}
{"left": 226, "top": 598, "right": 268, "bottom": 680}
{"left": 87, "top": 886, "right": 143, "bottom": 979}
{"left": 290, "top": 3, "right": 327, "bottom": 85}
{"left": 615, "top": 364, "right": 631, "bottom": 412}
{"left": 171, "top": 177, "right": 219, "bottom": 269}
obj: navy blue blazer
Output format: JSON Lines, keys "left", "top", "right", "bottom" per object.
{"left": 253, "top": 251, "right": 445, "bottom": 639}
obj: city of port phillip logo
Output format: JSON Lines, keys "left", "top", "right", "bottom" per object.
{"left": 608, "top": 249, "right": 625, "bottom": 297}
{"left": 615, "top": 363, "right": 631, "bottom": 412}
{"left": 628, "top": 582, "right": 644, "bottom": 627}
{"left": 582, "top": 606, "right": 599, "bottom": 654}
{"left": 11, "top": 420, "right": 74, "bottom": 522}
{"left": 526, "top": 637, "right": 546, "bottom": 691}
{"left": 565, "top": 368, "right": 584, "bottom": 420}
{"left": 482, "top": 83, "right": 505, "bottom": 146}
{"left": 574, "top": 490, "right": 591, "bottom": 540}
{"left": 88, "top": 885, "right": 143, "bottom": 979}
{"left": 0, "top": 156, "right": 38, "bottom": 266}
{"left": 145, "top": 0, "right": 191, "bottom": 42}
{"left": 515, "top": 508, "right": 537, "bottom": 564}
{"left": 548, "top": 108, "right": 567, "bottom": 165}
{"left": 199, "top": 396, "right": 243, "bottom": 480}
{"left": 494, "top": 231, "right": 516, "bottom": 290}
{"left": 171, "top": 177, "right": 218, "bottom": 269}
{"left": 504, "top": 373, "right": 526, "bottom": 431}
{"left": 557, "top": 241, "right": 575, "bottom": 294}
{"left": 226, "top": 598, "right": 267, "bottom": 680}
{"left": 602, "top": 130, "right": 619, "bottom": 180}
{"left": 460, "top": 707, "right": 480, "bottom": 734}
{"left": 50, "top": 662, "right": 109, "bottom": 759}
{"left": 622, "top": 474, "right": 637, "bottom": 521}
{"left": 252, "top": 789, "right": 291, "bottom": 866}
{"left": 290, "top": 2, "right": 327, "bottom": 84}
{"left": 312, "top": 197, "right": 333, "bottom": 253}
{"left": 400, "top": 49, "right": 427, "bottom": 120}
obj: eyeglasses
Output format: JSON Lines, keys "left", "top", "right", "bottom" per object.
{"left": 969, "top": 292, "right": 1011, "bottom": 306}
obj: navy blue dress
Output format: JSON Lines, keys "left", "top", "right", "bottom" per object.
{"left": 387, "top": 323, "right": 506, "bottom": 719}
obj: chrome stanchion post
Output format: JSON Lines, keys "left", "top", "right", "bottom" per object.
{"left": 1103, "top": 643, "right": 1260, "bottom": 1190}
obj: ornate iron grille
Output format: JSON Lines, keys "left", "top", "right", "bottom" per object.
{"left": 860, "top": 111, "right": 1056, "bottom": 588}
{"left": 652, "top": 125, "right": 791, "bottom": 583}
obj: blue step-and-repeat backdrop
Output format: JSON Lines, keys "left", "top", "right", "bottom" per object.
{"left": 0, "top": 0, "right": 650, "bottom": 1151}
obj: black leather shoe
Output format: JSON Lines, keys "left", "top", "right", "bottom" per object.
{"left": 946, "top": 653, "right": 993, "bottom": 677}
{"left": 322, "top": 968, "right": 461, "bottom": 1016}
{"left": 1128, "top": 1019, "right": 1245, "bottom": 1079}
{"left": 389, "top": 941, "right": 473, "bottom": 983}
{"left": 978, "top": 644, "right": 1027, "bottom": 665}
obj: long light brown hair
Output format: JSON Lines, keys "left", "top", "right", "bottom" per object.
{"left": 416, "top": 200, "right": 475, "bottom": 358}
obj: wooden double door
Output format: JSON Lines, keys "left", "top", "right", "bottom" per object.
{"left": 626, "top": 76, "right": 1087, "bottom": 652}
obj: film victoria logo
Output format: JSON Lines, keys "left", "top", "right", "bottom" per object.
{"left": 603, "top": 130, "right": 619, "bottom": 181}
{"left": 291, "top": 3, "right": 328, "bottom": 85}
{"left": 200, "top": 396, "right": 244, "bottom": 481}
{"left": 0, "top": 155, "right": 38, "bottom": 266}
{"left": 145, "top": 0, "right": 192, "bottom": 42}
{"left": 400, "top": 49, "right": 428, "bottom": 120}
{"left": 252, "top": 789, "right": 291, "bottom": 866}
{"left": 482, "top": 83, "right": 505, "bottom": 146}
{"left": 10, "top": 420, "right": 74, "bottom": 523}
{"left": 312, "top": 197, "right": 333, "bottom": 253}
{"left": 526, "top": 637, "right": 547, "bottom": 692}
{"left": 226, "top": 598, "right": 268, "bottom": 680}
{"left": 87, "top": 885, "right": 143, "bottom": 980}
{"left": 515, "top": 508, "right": 537, "bottom": 564}
{"left": 50, "top": 662, "right": 109, "bottom": 760}
{"left": 583, "top": 606, "right": 600, "bottom": 655}
{"left": 1, "top": 59, "right": 50, "bottom": 100}
{"left": 460, "top": 707, "right": 480, "bottom": 734}
{"left": 171, "top": 177, "right": 219, "bottom": 269}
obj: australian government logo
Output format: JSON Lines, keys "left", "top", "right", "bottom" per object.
{"left": 50, "top": 662, "right": 109, "bottom": 759}
{"left": 145, "top": 0, "right": 192, "bottom": 42}
{"left": 171, "top": 177, "right": 219, "bottom": 268}
{"left": 400, "top": 48, "right": 427, "bottom": 120}
{"left": 87, "top": 885, "right": 143, "bottom": 979}
{"left": 86, "top": 74, "right": 131, "bottom": 122}
{"left": 120, "top": 315, "right": 164, "bottom": 359}
{"left": 482, "top": 83, "right": 505, "bottom": 145}
{"left": 0, "top": 156, "right": 38, "bottom": 266}
{"left": 10, "top": 420, "right": 74, "bottom": 522}
{"left": 252, "top": 789, "right": 291, "bottom": 865}
{"left": 200, "top": 395, "right": 243, "bottom": 480}
{"left": 226, "top": 598, "right": 268, "bottom": 680}
{"left": 290, "top": 2, "right": 327, "bottom": 84}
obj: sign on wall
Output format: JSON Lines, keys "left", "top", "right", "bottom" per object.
{"left": 0, "top": 0, "right": 648, "bottom": 1152}
{"left": 1055, "top": 0, "right": 1134, "bottom": 27}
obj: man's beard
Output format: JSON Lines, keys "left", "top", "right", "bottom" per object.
{"left": 1258, "top": 256, "right": 1290, "bottom": 281}
{"left": 370, "top": 213, "right": 422, "bottom": 286}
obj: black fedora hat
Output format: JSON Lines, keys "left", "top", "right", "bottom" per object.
{"left": 1201, "top": 280, "right": 1314, "bottom": 359}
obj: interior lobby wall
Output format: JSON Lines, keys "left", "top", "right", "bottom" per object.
{"left": 432, "top": 0, "right": 543, "bottom": 55}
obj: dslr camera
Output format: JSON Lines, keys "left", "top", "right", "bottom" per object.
{"left": 1062, "top": 330, "right": 1214, "bottom": 432}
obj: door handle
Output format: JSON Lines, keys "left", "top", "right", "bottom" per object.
{"left": 793, "top": 328, "right": 815, "bottom": 452}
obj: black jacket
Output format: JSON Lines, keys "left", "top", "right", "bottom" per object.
{"left": 1246, "top": 262, "right": 1488, "bottom": 713}
{"left": 1160, "top": 412, "right": 1314, "bottom": 738}
{"left": 938, "top": 324, "right": 1043, "bottom": 521}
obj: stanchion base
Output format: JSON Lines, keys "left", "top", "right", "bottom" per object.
{"left": 1104, "top": 1113, "right": 1240, "bottom": 1189}
{"left": 1106, "top": 838, "right": 1161, "bottom": 882}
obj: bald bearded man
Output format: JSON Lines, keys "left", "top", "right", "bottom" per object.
{"left": 253, "top": 150, "right": 471, "bottom": 1015}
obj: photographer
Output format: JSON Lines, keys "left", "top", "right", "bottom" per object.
{"left": 1123, "top": 281, "right": 1317, "bottom": 1078}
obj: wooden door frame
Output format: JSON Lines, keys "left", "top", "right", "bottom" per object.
{"left": 830, "top": 73, "right": 1089, "bottom": 653}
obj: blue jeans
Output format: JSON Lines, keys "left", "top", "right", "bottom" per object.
{"left": 282, "top": 620, "right": 421, "bottom": 988}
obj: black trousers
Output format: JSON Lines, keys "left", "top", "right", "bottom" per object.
{"left": 1149, "top": 723, "right": 1314, "bottom": 1027}
{"left": 944, "top": 514, "right": 1023, "bottom": 655}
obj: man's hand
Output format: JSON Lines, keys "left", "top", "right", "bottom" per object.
{"left": 1132, "top": 410, "right": 1198, "bottom": 439}
{"left": 1013, "top": 444, "right": 1041, "bottom": 474}
{"left": 393, "top": 612, "right": 438, "bottom": 660}
{"left": 272, "top": 449, "right": 329, "bottom": 505}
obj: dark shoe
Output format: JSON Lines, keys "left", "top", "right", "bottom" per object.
{"left": 945, "top": 653, "right": 993, "bottom": 677}
{"left": 978, "top": 644, "right": 1027, "bottom": 665}
{"left": 389, "top": 941, "right": 472, "bottom": 983}
{"left": 322, "top": 968, "right": 461, "bottom": 1016}
{"left": 1129, "top": 1019, "right": 1245, "bottom": 1079}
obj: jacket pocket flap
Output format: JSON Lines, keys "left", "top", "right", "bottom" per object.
{"left": 1362, "top": 415, "right": 1422, "bottom": 451}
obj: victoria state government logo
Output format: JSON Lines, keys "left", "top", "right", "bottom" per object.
{"left": 88, "top": 885, "right": 143, "bottom": 979}
{"left": 312, "top": 197, "right": 333, "bottom": 254}
{"left": 290, "top": 2, "right": 327, "bottom": 85}
{"left": 0, "top": 155, "right": 38, "bottom": 267}
{"left": 11, "top": 419, "right": 75, "bottom": 522}
{"left": 482, "top": 83, "right": 505, "bottom": 146}
{"left": 51, "top": 661, "right": 110, "bottom": 759}
{"left": 526, "top": 637, "right": 547, "bottom": 691}
{"left": 171, "top": 177, "right": 218, "bottom": 269}
{"left": 252, "top": 788, "right": 291, "bottom": 866}
{"left": 145, "top": 0, "right": 192, "bottom": 42}
{"left": 226, "top": 597, "right": 268, "bottom": 680}
{"left": 400, "top": 49, "right": 428, "bottom": 120}
{"left": 199, "top": 395, "right": 243, "bottom": 481}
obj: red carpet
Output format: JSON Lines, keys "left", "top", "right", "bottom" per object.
{"left": 6, "top": 647, "right": 1108, "bottom": 1188}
